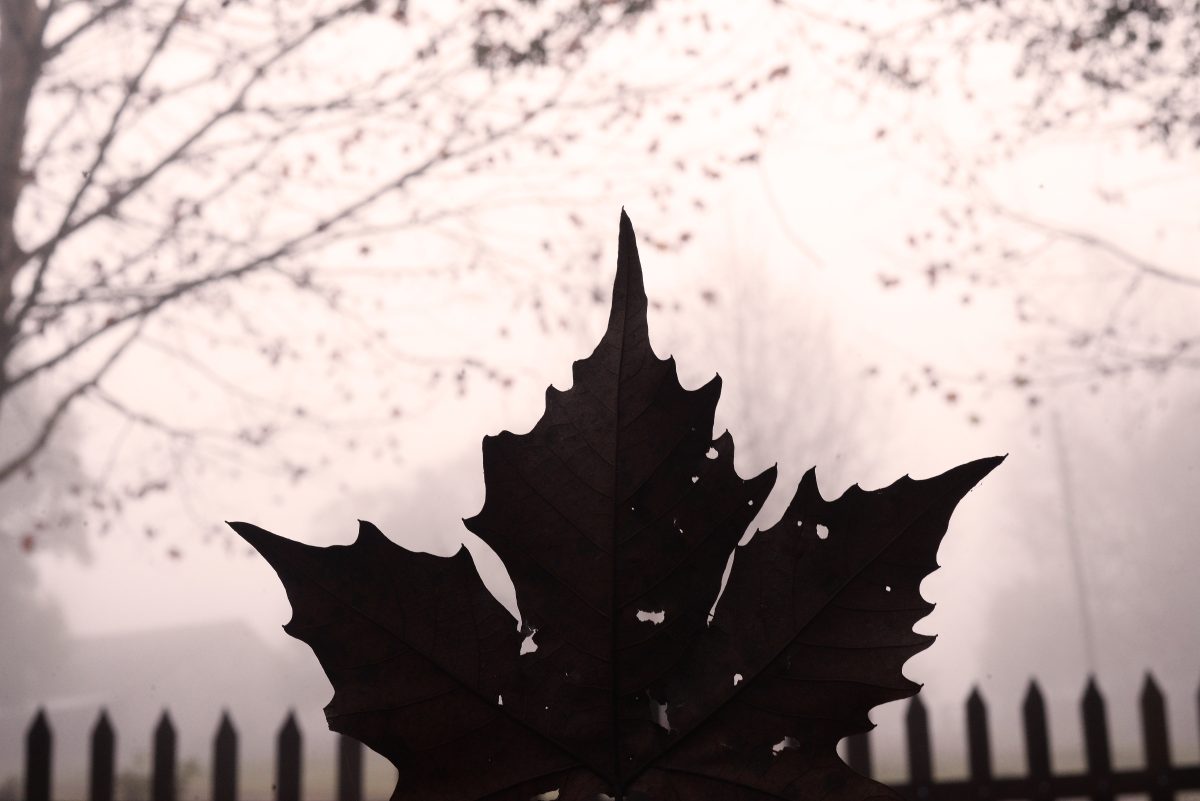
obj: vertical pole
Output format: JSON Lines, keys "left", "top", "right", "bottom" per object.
{"left": 1081, "top": 678, "right": 1113, "bottom": 801}
{"left": 152, "top": 711, "right": 177, "bottom": 801}
{"left": 845, "top": 731, "right": 872, "bottom": 779}
{"left": 1140, "top": 674, "right": 1172, "bottom": 801}
{"left": 276, "top": 711, "right": 302, "bottom": 801}
{"left": 906, "top": 695, "right": 933, "bottom": 797}
{"left": 89, "top": 710, "right": 115, "bottom": 801}
{"left": 25, "top": 708, "right": 51, "bottom": 801}
{"left": 1023, "top": 681, "right": 1054, "bottom": 801}
{"left": 337, "top": 736, "right": 363, "bottom": 801}
{"left": 213, "top": 711, "right": 238, "bottom": 801}
{"left": 1050, "top": 409, "right": 1099, "bottom": 673}
{"left": 966, "top": 687, "right": 993, "bottom": 793}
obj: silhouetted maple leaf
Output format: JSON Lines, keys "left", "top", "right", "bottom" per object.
{"left": 231, "top": 211, "right": 1002, "bottom": 801}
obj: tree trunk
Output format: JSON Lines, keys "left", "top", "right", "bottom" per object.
{"left": 0, "top": 0, "right": 46, "bottom": 396}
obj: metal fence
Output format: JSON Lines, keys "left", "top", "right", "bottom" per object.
{"left": 845, "top": 673, "right": 1200, "bottom": 800}
{"left": 16, "top": 672, "right": 1200, "bottom": 801}
{"left": 20, "top": 709, "right": 359, "bottom": 801}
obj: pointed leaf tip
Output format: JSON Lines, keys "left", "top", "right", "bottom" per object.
{"left": 226, "top": 520, "right": 255, "bottom": 538}
{"left": 600, "top": 208, "right": 650, "bottom": 357}
{"left": 617, "top": 209, "right": 638, "bottom": 269}
{"left": 227, "top": 520, "right": 281, "bottom": 552}
{"left": 356, "top": 519, "right": 387, "bottom": 542}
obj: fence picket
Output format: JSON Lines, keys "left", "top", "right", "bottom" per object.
{"left": 152, "top": 710, "right": 177, "bottom": 801}
{"left": 337, "top": 735, "right": 363, "bottom": 801}
{"left": 845, "top": 730, "right": 872, "bottom": 779}
{"left": 1022, "top": 681, "right": 1053, "bottom": 800}
{"left": 1080, "top": 677, "right": 1113, "bottom": 801}
{"left": 1140, "top": 673, "right": 1172, "bottom": 801}
{"left": 906, "top": 695, "right": 932, "bottom": 797}
{"left": 966, "top": 686, "right": 993, "bottom": 796}
{"left": 213, "top": 711, "right": 238, "bottom": 801}
{"left": 25, "top": 708, "right": 51, "bottom": 801}
{"left": 88, "top": 710, "right": 115, "bottom": 801}
{"left": 276, "top": 711, "right": 302, "bottom": 801}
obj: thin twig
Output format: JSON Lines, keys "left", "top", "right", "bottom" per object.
{"left": 0, "top": 317, "right": 142, "bottom": 483}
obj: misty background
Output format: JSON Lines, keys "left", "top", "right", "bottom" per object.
{"left": 1, "top": 0, "right": 1197, "bottom": 798}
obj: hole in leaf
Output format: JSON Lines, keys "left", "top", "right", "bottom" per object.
{"left": 747, "top": 499, "right": 754, "bottom": 506}
{"left": 691, "top": 476, "right": 699, "bottom": 483}
{"left": 497, "top": 695, "right": 503, "bottom": 705}
{"left": 706, "top": 447, "right": 718, "bottom": 459}
{"left": 885, "top": 585, "right": 892, "bottom": 592}
{"left": 520, "top": 630, "right": 538, "bottom": 655}
{"left": 648, "top": 693, "right": 672, "bottom": 731}
{"left": 796, "top": 519, "right": 802, "bottom": 527}
{"left": 772, "top": 736, "right": 800, "bottom": 755}
{"left": 733, "top": 673, "right": 743, "bottom": 686}
{"left": 531, "top": 790, "right": 559, "bottom": 801}
{"left": 816, "top": 524, "right": 829, "bottom": 540}
{"left": 636, "top": 610, "right": 665, "bottom": 624}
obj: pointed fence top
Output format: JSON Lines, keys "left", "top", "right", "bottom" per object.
{"left": 1140, "top": 672, "right": 1163, "bottom": 702}
{"left": 1080, "top": 677, "right": 1113, "bottom": 775}
{"left": 155, "top": 711, "right": 177, "bottom": 755}
{"left": 279, "top": 710, "right": 301, "bottom": 738}
{"left": 1140, "top": 671, "right": 1172, "bottom": 776}
{"left": 93, "top": 709, "right": 114, "bottom": 736}
{"left": 964, "top": 687, "right": 993, "bottom": 782}
{"left": 28, "top": 708, "right": 50, "bottom": 738}
{"left": 216, "top": 710, "right": 237, "bottom": 738}
{"left": 1023, "top": 680, "right": 1045, "bottom": 708}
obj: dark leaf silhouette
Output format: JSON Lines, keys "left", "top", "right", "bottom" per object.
{"left": 231, "top": 211, "right": 1002, "bottom": 800}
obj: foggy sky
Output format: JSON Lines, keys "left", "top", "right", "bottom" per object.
{"left": 4, "top": 2, "right": 1199, "bottom": 797}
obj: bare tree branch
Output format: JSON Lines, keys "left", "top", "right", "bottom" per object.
{"left": 42, "top": 0, "right": 130, "bottom": 59}
{"left": 991, "top": 203, "right": 1200, "bottom": 289}
{"left": 15, "top": 0, "right": 369, "bottom": 318}
{"left": 0, "top": 318, "right": 141, "bottom": 483}
{"left": 0, "top": 0, "right": 780, "bottom": 536}
{"left": 756, "top": 161, "right": 823, "bottom": 268}
{"left": 10, "top": 0, "right": 192, "bottom": 334}
{"left": 90, "top": 385, "right": 205, "bottom": 442}
{"left": 8, "top": 79, "right": 569, "bottom": 391}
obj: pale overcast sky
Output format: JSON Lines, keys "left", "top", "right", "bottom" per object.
{"left": 7, "top": 0, "right": 1199, "bottom": 794}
